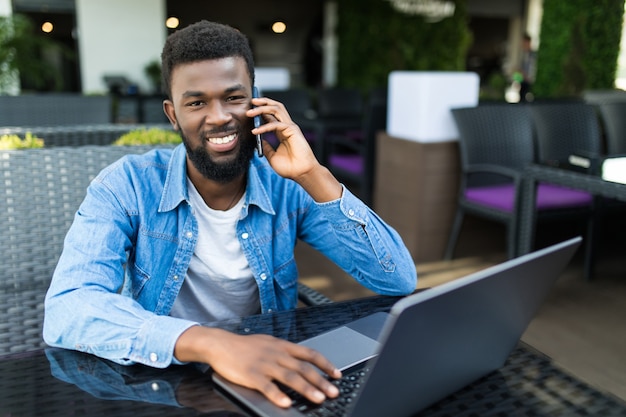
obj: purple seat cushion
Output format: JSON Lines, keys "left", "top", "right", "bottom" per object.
{"left": 328, "top": 154, "right": 363, "bottom": 175}
{"left": 465, "top": 183, "right": 593, "bottom": 212}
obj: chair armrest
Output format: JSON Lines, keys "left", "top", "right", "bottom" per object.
{"left": 297, "top": 283, "right": 333, "bottom": 306}
{"left": 465, "top": 164, "right": 522, "bottom": 183}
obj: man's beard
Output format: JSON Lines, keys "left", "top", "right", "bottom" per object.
{"left": 181, "top": 129, "right": 256, "bottom": 183}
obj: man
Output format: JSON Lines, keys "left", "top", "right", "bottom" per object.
{"left": 43, "top": 20, "right": 416, "bottom": 409}
{"left": 519, "top": 33, "right": 537, "bottom": 102}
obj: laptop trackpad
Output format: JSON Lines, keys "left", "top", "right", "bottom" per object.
{"left": 298, "top": 313, "right": 388, "bottom": 371}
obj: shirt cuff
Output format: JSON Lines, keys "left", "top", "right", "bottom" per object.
{"left": 130, "top": 315, "right": 199, "bottom": 368}
{"left": 316, "top": 184, "right": 368, "bottom": 225}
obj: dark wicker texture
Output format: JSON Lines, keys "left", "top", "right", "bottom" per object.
{"left": 326, "top": 88, "right": 387, "bottom": 206}
{"left": 0, "top": 145, "right": 172, "bottom": 355}
{"left": 529, "top": 102, "right": 602, "bottom": 162}
{"left": 598, "top": 101, "right": 626, "bottom": 155}
{"left": 0, "top": 94, "right": 112, "bottom": 126}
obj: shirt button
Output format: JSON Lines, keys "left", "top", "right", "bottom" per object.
{"left": 241, "top": 232, "right": 249, "bottom": 239}
{"left": 186, "top": 231, "right": 193, "bottom": 239}
{"left": 151, "top": 382, "right": 160, "bottom": 391}
{"left": 268, "top": 309, "right": 273, "bottom": 313}
{"left": 348, "top": 209, "right": 355, "bottom": 216}
{"left": 149, "top": 352, "right": 158, "bottom": 362}
{"left": 173, "top": 275, "right": 179, "bottom": 281}
{"left": 260, "top": 273, "right": 267, "bottom": 280}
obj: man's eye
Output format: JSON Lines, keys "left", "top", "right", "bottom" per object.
{"left": 188, "top": 100, "right": 204, "bottom": 107}
{"left": 226, "top": 95, "right": 246, "bottom": 102}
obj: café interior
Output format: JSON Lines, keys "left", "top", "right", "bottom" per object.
{"left": 0, "top": 0, "right": 625, "bottom": 415}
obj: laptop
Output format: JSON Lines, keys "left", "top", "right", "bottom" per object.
{"left": 213, "top": 237, "right": 581, "bottom": 417}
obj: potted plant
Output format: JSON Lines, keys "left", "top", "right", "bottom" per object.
{"left": 144, "top": 60, "right": 163, "bottom": 95}
{"left": 0, "top": 132, "right": 44, "bottom": 149}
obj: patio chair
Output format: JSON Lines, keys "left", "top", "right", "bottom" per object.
{"left": 529, "top": 101, "right": 602, "bottom": 163}
{"left": 445, "top": 104, "right": 593, "bottom": 261}
{"left": 325, "top": 88, "right": 387, "bottom": 206}
{"left": 528, "top": 102, "right": 601, "bottom": 278}
{"left": 598, "top": 101, "right": 626, "bottom": 155}
{"left": 304, "top": 87, "right": 364, "bottom": 163}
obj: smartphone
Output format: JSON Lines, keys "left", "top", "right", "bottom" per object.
{"left": 252, "top": 86, "right": 263, "bottom": 157}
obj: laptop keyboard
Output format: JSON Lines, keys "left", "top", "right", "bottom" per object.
{"left": 283, "top": 361, "right": 371, "bottom": 417}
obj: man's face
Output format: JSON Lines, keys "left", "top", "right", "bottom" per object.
{"left": 164, "top": 57, "right": 256, "bottom": 183}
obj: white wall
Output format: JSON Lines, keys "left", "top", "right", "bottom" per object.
{"left": 76, "top": 0, "right": 166, "bottom": 94}
{"left": 0, "top": 0, "right": 11, "bottom": 16}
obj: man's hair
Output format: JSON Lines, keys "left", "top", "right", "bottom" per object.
{"left": 161, "top": 20, "right": 255, "bottom": 98}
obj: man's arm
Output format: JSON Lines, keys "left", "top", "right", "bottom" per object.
{"left": 250, "top": 96, "right": 343, "bottom": 203}
{"left": 249, "top": 97, "right": 417, "bottom": 295}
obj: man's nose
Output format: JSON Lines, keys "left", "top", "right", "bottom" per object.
{"left": 204, "top": 101, "right": 232, "bottom": 125}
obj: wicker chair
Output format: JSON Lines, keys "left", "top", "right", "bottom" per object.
{"left": 598, "top": 101, "right": 626, "bottom": 155}
{"left": 0, "top": 145, "right": 330, "bottom": 355}
{"left": 528, "top": 102, "right": 602, "bottom": 279}
{"left": 529, "top": 101, "right": 602, "bottom": 163}
{"left": 445, "top": 104, "right": 593, "bottom": 261}
{"left": 0, "top": 145, "right": 172, "bottom": 354}
{"left": 326, "top": 88, "right": 387, "bottom": 206}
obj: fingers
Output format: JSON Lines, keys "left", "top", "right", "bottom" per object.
{"left": 212, "top": 334, "right": 341, "bottom": 409}
{"left": 249, "top": 97, "right": 290, "bottom": 124}
{"left": 254, "top": 341, "right": 341, "bottom": 407}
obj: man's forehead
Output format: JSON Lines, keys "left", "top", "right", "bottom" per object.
{"left": 170, "top": 57, "right": 252, "bottom": 93}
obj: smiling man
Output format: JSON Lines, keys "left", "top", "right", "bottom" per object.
{"left": 43, "top": 20, "right": 416, "bottom": 409}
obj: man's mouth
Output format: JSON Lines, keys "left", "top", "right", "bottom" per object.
{"left": 207, "top": 133, "right": 237, "bottom": 145}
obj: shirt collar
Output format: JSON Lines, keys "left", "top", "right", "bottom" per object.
{"left": 158, "top": 144, "right": 275, "bottom": 215}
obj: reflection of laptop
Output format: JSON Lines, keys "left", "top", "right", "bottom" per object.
{"left": 213, "top": 237, "right": 581, "bottom": 417}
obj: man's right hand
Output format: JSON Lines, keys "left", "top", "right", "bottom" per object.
{"left": 174, "top": 325, "right": 342, "bottom": 408}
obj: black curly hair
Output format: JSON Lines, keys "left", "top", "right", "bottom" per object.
{"left": 161, "top": 20, "right": 255, "bottom": 99}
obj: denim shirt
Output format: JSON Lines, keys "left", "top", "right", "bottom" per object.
{"left": 44, "top": 144, "right": 416, "bottom": 368}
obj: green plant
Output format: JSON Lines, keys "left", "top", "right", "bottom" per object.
{"left": 113, "top": 128, "right": 181, "bottom": 146}
{"left": 336, "top": 0, "right": 472, "bottom": 93}
{"left": 0, "top": 14, "right": 73, "bottom": 93}
{"left": 0, "top": 132, "right": 44, "bottom": 149}
{"left": 144, "top": 60, "right": 162, "bottom": 94}
{"left": 533, "top": 0, "right": 624, "bottom": 98}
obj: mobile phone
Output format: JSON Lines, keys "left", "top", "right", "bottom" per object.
{"left": 252, "top": 86, "right": 263, "bottom": 157}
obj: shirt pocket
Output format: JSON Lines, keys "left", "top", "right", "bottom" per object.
{"left": 130, "top": 226, "right": 178, "bottom": 299}
{"left": 129, "top": 262, "right": 151, "bottom": 299}
{"left": 273, "top": 256, "right": 298, "bottom": 310}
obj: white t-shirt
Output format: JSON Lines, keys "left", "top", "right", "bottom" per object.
{"left": 169, "top": 179, "right": 260, "bottom": 323}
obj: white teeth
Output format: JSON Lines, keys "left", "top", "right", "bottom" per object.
{"left": 208, "top": 133, "right": 236, "bottom": 144}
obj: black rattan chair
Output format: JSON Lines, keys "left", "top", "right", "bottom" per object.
{"left": 598, "top": 101, "right": 626, "bottom": 155}
{"left": 529, "top": 102, "right": 602, "bottom": 163}
{"left": 326, "top": 88, "right": 387, "bottom": 206}
{"left": 528, "top": 102, "right": 601, "bottom": 279}
{"left": 445, "top": 104, "right": 593, "bottom": 262}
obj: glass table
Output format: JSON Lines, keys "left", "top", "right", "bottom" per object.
{"left": 1, "top": 295, "right": 625, "bottom": 416}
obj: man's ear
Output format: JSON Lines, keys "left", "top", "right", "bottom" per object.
{"left": 163, "top": 99, "right": 179, "bottom": 131}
